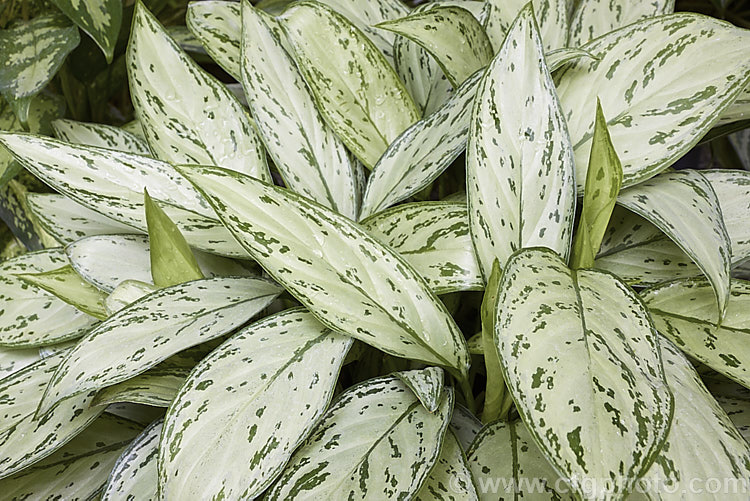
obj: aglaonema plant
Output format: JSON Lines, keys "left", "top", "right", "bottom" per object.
{"left": 1, "top": 0, "right": 750, "bottom": 499}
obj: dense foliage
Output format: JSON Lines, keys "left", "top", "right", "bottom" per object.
{"left": 2, "top": 0, "right": 750, "bottom": 499}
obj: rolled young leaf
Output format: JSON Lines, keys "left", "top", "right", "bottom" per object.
{"left": 240, "top": 1, "right": 358, "bottom": 218}
{"left": 16, "top": 265, "right": 109, "bottom": 320}
{"left": 36, "top": 276, "right": 281, "bottom": 415}
{"left": 159, "top": 309, "right": 352, "bottom": 499}
{"left": 556, "top": 14, "right": 750, "bottom": 189}
{"left": 278, "top": 1, "right": 420, "bottom": 169}
{"left": 467, "top": 4, "right": 576, "bottom": 278}
{"left": 128, "top": 3, "right": 269, "bottom": 181}
{"left": 266, "top": 375, "right": 454, "bottom": 499}
{"left": 570, "top": 99, "right": 623, "bottom": 270}
{"left": 177, "top": 165, "right": 471, "bottom": 375}
{"left": 376, "top": 6, "right": 493, "bottom": 87}
{"left": 493, "top": 248, "right": 672, "bottom": 499}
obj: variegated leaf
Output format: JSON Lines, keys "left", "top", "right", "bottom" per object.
{"left": 360, "top": 71, "right": 481, "bottom": 218}
{"left": 569, "top": 0, "right": 675, "bottom": 47}
{"left": 128, "top": 3, "right": 269, "bottom": 181}
{"left": 52, "top": 118, "right": 151, "bottom": 155}
{"left": 703, "top": 169, "right": 750, "bottom": 265}
{"left": 594, "top": 207, "right": 699, "bottom": 286}
{"left": 186, "top": 0, "right": 242, "bottom": 79}
{"left": 105, "top": 280, "right": 156, "bottom": 315}
{"left": 718, "top": 86, "right": 750, "bottom": 127}
{"left": 266, "top": 376, "right": 453, "bottom": 499}
{"left": 0, "top": 178, "right": 56, "bottom": 251}
{"left": 416, "top": 429, "right": 478, "bottom": 501}
{"left": 279, "top": 1, "right": 420, "bottom": 169}
{"left": 545, "top": 47, "right": 597, "bottom": 71}
{"left": 0, "top": 134, "right": 247, "bottom": 257}
{"left": 93, "top": 363, "right": 187, "bottom": 409}
{"left": 556, "top": 14, "right": 750, "bottom": 189}
{"left": 105, "top": 403, "right": 163, "bottom": 427}
{"left": 467, "top": 5, "right": 576, "bottom": 278}
{"left": 240, "top": 2, "right": 358, "bottom": 218}
{"left": 467, "top": 419, "right": 574, "bottom": 500}
{"left": 0, "top": 13, "right": 80, "bottom": 121}
{"left": 0, "top": 347, "right": 38, "bottom": 379}
{"left": 643, "top": 278, "right": 750, "bottom": 391}
{"left": 635, "top": 338, "right": 750, "bottom": 500}
{"left": 570, "top": 100, "right": 622, "bottom": 269}
{"left": 0, "top": 413, "right": 143, "bottom": 498}
{"left": 67, "top": 234, "right": 251, "bottom": 293}
{"left": 451, "top": 404, "right": 482, "bottom": 452}
{"left": 178, "top": 165, "right": 471, "bottom": 375}
{"left": 102, "top": 418, "right": 162, "bottom": 501}
{"left": 494, "top": 248, "right": 672, "bottom": 499}
{"left": 27, "top": 193, "right": 134, "bottom": 245}
{"left": 361, "top": 202, "right": 483, "bottom": 294}
{"left": 377, "top": 6, "right": 493, "bottom": 87}
{"left": 51, "top": 0, "right": 122, "bottom": 62}
{"left": 617, "top": 170, "right": 731, "bottom": 317}
{"left": 483, "top": 0, "right": 569, "bottom": 52}
{"left": 395, "top": 366, "right": 445, "bottom": 413}
{"left": 315, "top": 0, "right": 409, "bottom": 61}
{"left": 708, "top": 380, "right": 750, "bottom": 442}
{"left": 0, "top": 249, "right": 98, "bottom": 347}
{"left": 16, "top": 265, "right": 108, "bottom": 320}
{"left": 37, "top": 276, "right": 281, "bottom": 415}
{"left": 160, "top": 309, "right": 352, "bottom": 499}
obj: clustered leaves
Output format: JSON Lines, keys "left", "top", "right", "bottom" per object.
{"left": 1, "top": 0, "right": 750, "bottom": 499}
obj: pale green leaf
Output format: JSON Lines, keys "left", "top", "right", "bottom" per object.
{"left": 0, "top": 249, "right": 98, "bottom": 347}
{"left": 708, "top": 380, "right": 750, "bottom": 442}
{"left": 186, "top": 0, "right": 242, "bottom": 79}
{"left": 451, "top": 404, "right": 482, "bottom": 451}
{"left": 479, "top": 259, "right": 509, "bottom": 424}
{"left": 67, "top": 233, "right": 252, "bottom": 293}
{"left": 314, "top": 0, "right": 410, "bottom": 61}
{"left": 493, "top": 248, "right": 672, "bottom": 499}
{"left": 467, "top": 419, "right": 574, "bottom": 500}
{"left": 104, "top": 279, "right": 156, "bottom": 315}
{"left": 51, "top": 0, "right": 122, "bottom": 62}
{"left": 128, "top": 3, "right": 269, "bottom": 181}
{"left": 415, "top": 430, "right": 479, "bottom": 501}
{"left": 37, "top": 276, "right": 281, "bottom": 415}
{"left": 617, "top": 170, "right": 731, "bottom": 317}
{"left": 556, "top": 14, "right": 750, "bottom": 189}
{"left": 0, "top": 134, "right": 247, "bottom": 257}
{"left": 279, "top": 1, "right": 420, "bottom": 169}
{"left": 0, "top": 413, "right": 143, "bottom": 498}
{"left": 240, "top": 1, "right": 358, "bottom": 218}
{"left": 570, "top": 100, "right": 623, "bottom": 270}
{"left": 718, "top": 86, "right": 750, "bottom": 127}
{"left": 484, "top": 0, "right": 569, "bottom": 52}
{"left": 377, "top": 6, "right": 493, "bottom": 87}
{"left": 105, "top": 403, "right": 163, "bottom": 427}
{"left": 361, "top": 202, "right": 483, "bottom": 294}
{"left": 395, "top": 366, "right": 445, "bottom": 413}
{"left": 703, "top": 169, "right": 750, "bottom": 265}
{"left": 467, "top": 5, "right": 576, "bottom": 278}
{"left": 266, "top": 376, "right": 453, "bottom": 499}
{"left": 0, "top": 13, "right": 80, "bottom": 111}
{"left": 569, "top": 0, "right": 675, "bottom": 47}
{"left": 635, "top": 338, "right": 750, "bottom": 500}
{"left": 102, "top": 418, "right": 162, "bottom": 501}
{"left": 27, "top": 193, "right": 134, "bottom": 245}
{"left": 52, "top": 118, "right": 151, "bottom": 155}
{"left": 643, "top": 278, "right": 750, "bottom": 391}
{"left": 359, "top": 71, "right": 481, "bottom": 218}
{"left": 178, "top": 165, "right": 471, "bottom": 375}
{"left": 0, "top": 347, "right": 38, "bottom": 380}
{"left": 144, "top": 190, "right": 204, "bottom": 288}
{"left": 160, "top": 309, "right": 352, "bottom": 499}
{"left": 16, "top": 265, "right": 108, "bottom": 320}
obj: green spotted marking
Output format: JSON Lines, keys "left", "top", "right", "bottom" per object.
{"left": 377, "top": 6, "right": 493, "bottom": 87}
{"left": 159, "top": 309, "right": 351, "bottom": 499}
{"left": 484, "top": 0, "right": 569, "bottom": 52}
{"left": 177, "top": 165, "right": 471, "bottom": 375}
{"left": 102, "top": 418, "right": 162, "bottom": 501}
{"left": 556, "top": 13, "right": 750, "bottom": 189}
{"left": 395, "top": 366, "right": 445, "bottom": 413}
{"left": 569, "top": 0, "right": 675, "bottom": 47}
{"left": 36, "top": 276, "right": 281, "bottom": 415}
{"left": 240, "top": 1, "right": 358, "bottom": 219}
{"left": 415, "top": 430, "right": 478, "bottom": 501}
{"left": 279, "top": 1, "right": 420, "bottom": 169}
{"left": 51, "top": 0, "right": 121, "bottom": 62}
{"left": 467, "top": 5, "right": 576, "bottom": 278}
{"left": 493, "top": 248, "right": 673, "bottom": 499}
{"left": 0, "top": 347, "right": 38, "bottom": 380}
{"left": 128, "top": 3, "right": 269, "bottom": 181}
{"left": 266, "top": 375, "right": 453, "bottom": 499}
{"left": 186, "top": 1, "right": 242, "bottom": 79}
{"left": 52, "top": 118, "right": 151, "bottom": 156}
{"left": 361, "top": 201, "right": 483, "bottom": 294}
